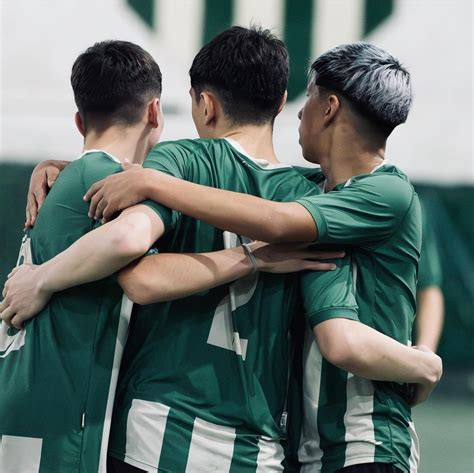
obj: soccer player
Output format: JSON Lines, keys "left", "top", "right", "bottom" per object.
{"left": 415, "top": 203, "right": 444, "bottom": 351}
{"left": 0, "top": 40, "right": 166, "bottom": 472}
{"left": 71, "top": 43, "right": 431, "bottom": 473}
{"left": 2, "top": 34, "right": 441, "bottom": 472}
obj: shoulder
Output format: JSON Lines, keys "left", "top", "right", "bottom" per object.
{"left": 348, "top": 165, "right": 416, "bottom": 213}
{"left": 293, "top": 165, "right": 325, "bottom": 184}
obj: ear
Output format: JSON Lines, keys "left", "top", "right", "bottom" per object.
{"left": 201, "top": 91, "right": 217, "bottom": 126}
{"left": 75, "top": 112, "right": 86, "bottom": 136}
{"left": 277, "top": 91, "right": 288, "bottom": 115}
{"left": 147, "top": 98, "right": 161, "bottom": 128}
{"left": 323, "top": 94, "right": 340, "bottom": 127}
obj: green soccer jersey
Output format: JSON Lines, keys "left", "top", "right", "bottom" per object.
{"left": 108, "top": 139, "right": 358, "bottom": 473}
{"left": 0, "top": 151, "right": 171, "bottom": 473}
{"left": 295, "top": 164, "right": 422, "bottom": 473}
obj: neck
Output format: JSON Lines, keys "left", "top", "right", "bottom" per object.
{"left": 217, "top": 122, "right": 279, "bottom": 163}
{"left": 321, "top": 128, "right": 386, "bottom": 190}
{"left": 83, "top": 126, "right": 151, "bottom": 164}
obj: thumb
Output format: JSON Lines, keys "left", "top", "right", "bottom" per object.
{"left": 122, "top": 160, "right": 133, "bottom": 171}
{"left": 46, "top": 168, "right": 59, "bottom": 188}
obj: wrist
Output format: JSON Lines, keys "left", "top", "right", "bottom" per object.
{"left": 36, "top": 262, "right": 55, "bottom": 294}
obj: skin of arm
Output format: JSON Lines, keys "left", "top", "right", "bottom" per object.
{"left": 26, "top": 159, "right": 71, "bottom": 228}
{"left": 0, "top": 204, "right": 164, "bottom": 328}
{"left": 415, "top": 286, "right": 445, "bottom": 352}
{"left": 118, "top": 243, "right": 343, "bottom": 305}
{"left": 314, "top": 318, "right": 443, "bottom": 405}
{"left": 85, "top": 165, "right": 318, "bottom": 243}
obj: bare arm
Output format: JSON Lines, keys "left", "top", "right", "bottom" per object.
{"left": 1, "top": 205, "right": 164, "bottom": 328}
{"left": 415, "top": 286, "right": 445, "bottom": 351}
{"left": 85, "top": 165, "right": 318, "bottom": 243}
{"left": 26, "top": 159, "right": 71, "bottom": 228}
{"left": 315, "top": 318, "right": 442, "bottom": 405}
{"left": 119, "top": 243, "right": 343, "bottom": 304}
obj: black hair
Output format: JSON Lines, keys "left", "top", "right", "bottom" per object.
{"left": 310, "top": 42, "right": 412, "bottom": 136}
{"left": 189, "top": 26, "right": 288, "bottom": 125}
{"left": 71, "top": 40, "right": 162, "bottom": 130}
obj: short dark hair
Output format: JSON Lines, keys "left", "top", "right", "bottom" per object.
{"left": 71, "top": 40, "right": 162, "bottom": 130}
{"left": 310, "top": 42, "right": 412, "bottom": 136}
{"left": 189, "top": 26, "right": 289, "bottom": 125}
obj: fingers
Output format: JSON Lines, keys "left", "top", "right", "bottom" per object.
{"left": 46, "top": 167, "right": 60, "bottom": 188}
{"left": 93, "top": 195, "right": 108, "bottom": 220}
{"left": 88, "top": 189, "right": 105, "bottom": 219}
{"left": 83, "top": 179, "right": 105, "bottom": 203}
{"left": 7, "top": 266, "right": 21, "bottom": 279}
{"left": 10, "top": 314, "right": 25, "bottom": 330}
{"left": 304, "top": 261, "right": 338, "bottom": 271}
{"left": 0, "top": 305, "right": 16, "bottom": 327}
{"left": 25, "top": 188, "right": 39, "bottom": 229}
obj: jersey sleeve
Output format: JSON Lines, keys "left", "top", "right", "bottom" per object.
{"left": 417, "top": 210, "right": 442, "bottom": 288}
{"left": 300, "top": 256, "right": 359, "bottom": 328}
{"left": 296, "top": 174, "right": 415, "bottom": 246}
{"left": 139, "top": 141, "right": 193, "bottom": 231}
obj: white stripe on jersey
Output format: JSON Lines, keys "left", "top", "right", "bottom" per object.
{"left": 299, "top": 328, "right": 324, "bottom": 472}
{"left": 256, "top": 436, "right": 285, "bottom": 472}
{"left": 408, "top": 421, "right": 420, "bottom": 472}
{"left": 185, "top": 418, "right": 236, "bottom": 472}
{"left": 98, "top": 295, "right": 134, "bottom": 472}
{"left": 0, "top": 435, "right": 42, "bottom": 473}
{"left": 125, "top": 399, "right": 170, "bottom": 471}
{"left": 343, "top": 373, "right": 377, "bottom": 467}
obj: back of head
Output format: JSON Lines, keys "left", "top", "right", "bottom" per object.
{"left": 310, "top": 42, "right": 412, "bottom": 136}
{"left": 71, "top": 40, "right": 162, "bottom": 132}
{"left": 189, "top": 26, "right": 288, "bottom": 126}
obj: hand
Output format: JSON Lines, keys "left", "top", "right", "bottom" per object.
{"left": 84, "top": 161, "right": 150, "bottom": 222}
{"left": 0, "top": 265, "right": 53, "bottom": 329}
{"left": 250, "top": 242, "right": 344, "bottom": 273}
{"left": 408, "top": 345, "right": 443, "bottom": 407}
{"left": 25, "top": 160, "right": 70, "bottom": 229}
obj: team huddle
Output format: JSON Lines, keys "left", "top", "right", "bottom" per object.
{"left": 0, "top": 27, "right": 442, "bottom": 473}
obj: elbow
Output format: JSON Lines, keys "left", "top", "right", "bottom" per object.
{"left": 118, "top": 265, "right": 154, "bottom": 305}
{"left": 112, "top": 222, "right": 151, "bottom": 260}
{"left": 316, "top": 322, "right": 361, "bottom": 371}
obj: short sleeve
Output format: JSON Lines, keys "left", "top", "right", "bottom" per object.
{"left": 300, "top": 256, "right": 359, "bottom": 328}
{"left": 296, "top": 174, "right": 415, "bottom": 246}
{"left": 418, "top": 210, "right": 442, "bottom": 288}
{"left": 140, "top": 141, "right": 194, "bottom": 231}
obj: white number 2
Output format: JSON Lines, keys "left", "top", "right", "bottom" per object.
{"left": 206, "top": 232, "right": 258, "bottom": 361}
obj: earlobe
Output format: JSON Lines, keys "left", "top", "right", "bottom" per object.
{"left": 75, "top": 112, "right": 86, "bottom": 136}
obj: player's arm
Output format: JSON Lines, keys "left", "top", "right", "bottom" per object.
{"left": 415, "top": 287, "right": 444, "bottom": 352}
{"left": 119, "top": 243, "right": 343, "bottom": 304}
{"left": 26, "top": 159, "right": 71, "bottom": 228}
{"left": 314, "top": 319, "right": 442, "bottom": 405}
{"left": 0, "top": 204, "right": 164, "bottom": 329}
{"left": 301, "top": 259, "right": 442, "bottom": 406}
{"left": 85, "top": 165, "right": 317, "bottom": 243}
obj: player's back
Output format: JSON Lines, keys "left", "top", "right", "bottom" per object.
{"left": 109, "top": 139, "right": 318, "bottom": 472}
{"left": 0, "top": 151, "right": 131, "bottom": 473}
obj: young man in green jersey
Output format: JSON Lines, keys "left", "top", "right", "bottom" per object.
{"left": 2, "top": 34, "right": 441, "bottom": 472}
{"left": 58, "top": 43, "right": 433, "bottom": 473}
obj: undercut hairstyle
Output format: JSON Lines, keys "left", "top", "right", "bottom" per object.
{"left": 189, "top": 26, "right": 289, "bottom": 125}
{"left": 310, "top": 42, "right": 412, "bottom": 136}
{"left": 71, "top": 40, "right": 162, "bottom": 131}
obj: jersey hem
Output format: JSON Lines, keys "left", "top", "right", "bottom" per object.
{"left": 296, "top": 198, "right": 328, "bottom": 242}
{"left": 109, "top": 449, "right": 159, "bottom": 472}
{"left": 317, "top": 455, "right": 408, "bottom": 473}
{"left": 306, "top": 306, "right": 359, "bottom": 328}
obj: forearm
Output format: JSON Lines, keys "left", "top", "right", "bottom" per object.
{"left": 37, "top": 207, "right": 162, "bottom": 293}
{"left": 144, "top": 170, "right": 317, "bottom": 243}
{"left": 119, "top": 246, "right": 254, "bottom": 304}
{"left": 415, "top": 287, "right": 444, "bottom": 351}
{"left": 316, "top": 319, "right": 440, "bottom": 384}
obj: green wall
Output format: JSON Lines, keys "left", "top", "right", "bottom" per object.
{"left": 0, "top": 163, "right": 472, "bottom": 366}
